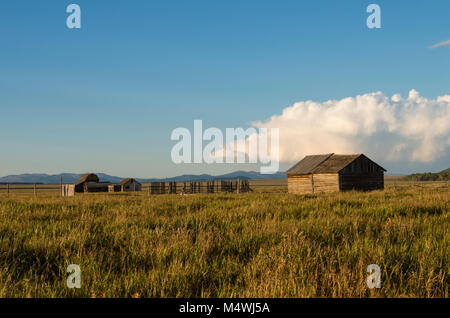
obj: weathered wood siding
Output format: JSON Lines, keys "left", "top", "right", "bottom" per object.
{"left": 122, "top": 180, "right": 142, "bottom": 192}
{"left": 312, "top": 173, "right": 339, "bottom": 193}
{"left": 288, "top": 174, "right": 313, "bottom": 194}
{"left": 339, "top": 173, "right": 384, "bottom": 191}
{"left": 338, "top": 156, "right": 384, "bottom": 191}
{"left": 74, "top": 183, "right": 84, "bottom": 193}
{"left": 61, "top": 184, "right": 75, "bottom": 197}
{"left": 108, "top": 185, "right": 121, "bottom": 192}
{"left": 84, "top": 182, "right": 110, "bottom": 193}
{"left": 288, "top": 174, "right": 339, "bottom": 194}
{"left": 150, "top": 182, "right": 166, "bottom": 194}
{"left": 339, "top": 155, "right": 385, "bottom": 174}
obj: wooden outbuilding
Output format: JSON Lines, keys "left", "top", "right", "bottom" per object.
{"left": 116, "top": 178, "right": 142, "bottom": 192}
{"left": 61, "top": 184, "right": 75, "bottom": 197}
{"left": 286, "top": 153, "right": 386, "bottom": 194}
{"left": 74, "top": 173, "right": 99, "bottom": 193}
{"left": 74, "top": 173, "right": 110, "bottom": 193}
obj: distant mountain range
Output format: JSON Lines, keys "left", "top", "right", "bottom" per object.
{"left": 0, "top": 171, "right": 287, "bottom": 184}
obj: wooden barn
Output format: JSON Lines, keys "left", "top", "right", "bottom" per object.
{"left": 115, "top": 178, "right": 142, "bottom": 192}
{"left": 286, "top": 153, "right": 386, "bottom": 194}
{"left": 74, "top": 173, "right": 110, "bottom": 193}
{"left": 74, "top": 173, "right": 99, "bottom": 193}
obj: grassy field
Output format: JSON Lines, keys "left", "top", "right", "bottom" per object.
{"left": 0, "top": 182, "right": 448, "bottom": 297}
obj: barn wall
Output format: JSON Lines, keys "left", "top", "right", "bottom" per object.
{"left": 339, "top": 172, "right": 384, "bottom": 191}
{"left": 289, "top": 172, "right": 384, "bottom": 194}
{"left": 337, "top": 155, "right": 385, "bottom": 191}
{"left": 288, "top": 174, "right": 313, "bottom": 194}
{"left": 108, "top": 185, "right": 121, "bottom": 192}
{"left": 312, "top": 173, "right": 339, "bottom": 193}
{"left": 123, "top": 181, "right": 142, "bottom": 192}
{"left": 340, "top": 155, "right": 384, "bottom": 174}
{"left": 85, "top": 182, "right": 109, "bottom": 193}
{"left": 74, "top": 184, "right": 84, "bottom": 193}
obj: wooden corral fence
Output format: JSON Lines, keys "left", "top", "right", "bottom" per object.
{"left": 1, "top": 179, "right": 448, "bottom": 197}
{"left": 147, "top": 179, "right": 252, "bottom": 195}
{"left": 0, "top": 179, "right": 296, "bottom": 197}
{"left": 150, "top": 182, "right": 166, "bottom": 194}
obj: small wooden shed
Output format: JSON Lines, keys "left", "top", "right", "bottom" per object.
{"left": 286, "top": 153, "right": 386, "bottom": 194}
{"left": 61, "top": 184, "right": 75, "bottom": 197}
{"left": 116, "top": 178, "right": 142, "bottom": 192}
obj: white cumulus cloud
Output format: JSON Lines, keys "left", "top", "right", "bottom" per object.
{"left": 251, "top": 90, "right": 450, "bottom": 164}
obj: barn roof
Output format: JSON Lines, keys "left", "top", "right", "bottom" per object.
{"left": 118, "top": 178, "right": 141, "bottom": 186}
{"left": 74, "top": 173, "right": 99, "bottom": 185}
{"left": 285, "top": 153, "right": 333, "bottom": 175}
{"left": 286, "top": 153, "right": 386, "bottom": 175}
{"left": 312, "top": 154, "right": 361, "bottom": 173}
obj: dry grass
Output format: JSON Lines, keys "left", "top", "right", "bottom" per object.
{"left": 0, "top": 183, "right": 448, "bottom": 298}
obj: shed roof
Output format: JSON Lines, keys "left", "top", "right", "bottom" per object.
{"left": 118, "top": 178, "right": 141, "bottom": 186}
{"left": 312, "top": 154, "right": 361, "bottom": 173}
{"left": 285, "top": 153, "right": 333, "bottom": 175}
{"left": 286, "top": 153, "right": 386, "bottom": 175}
{"left": 75, "top": 173, "right": 99, "bottom": 185}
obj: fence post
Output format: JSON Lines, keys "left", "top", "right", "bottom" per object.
{"left": 60, "top": 176, "right": 63, "bottom": 197}
{"left": 34, "top": 184, "right": 37, "bottom": 196}
{"left": 7, "top": 184, "right": 9, "bottom": 196}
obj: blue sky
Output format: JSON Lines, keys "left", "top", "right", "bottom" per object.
{"left": 1, "top": 0, "right": 449, "bottom": 178}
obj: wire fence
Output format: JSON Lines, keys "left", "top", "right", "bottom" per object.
{"left": 0, "top": 180, "right": 446, "bottom": 197}
{"left": 0, "top": 180, "right": 289, "bottom": 197}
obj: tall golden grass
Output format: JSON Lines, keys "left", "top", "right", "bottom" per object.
{"left": 0, "top": 183, "right": 448, "bottom": 297}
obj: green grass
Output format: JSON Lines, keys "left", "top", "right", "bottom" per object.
{"left": 0, "top": 183, "right": 448, "bottom": 297}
